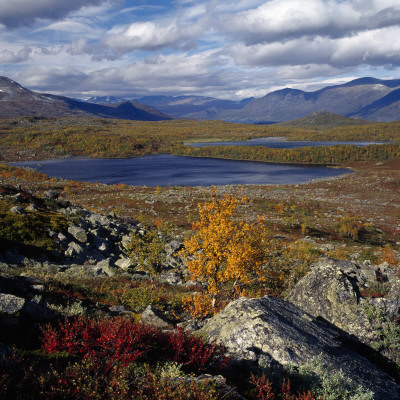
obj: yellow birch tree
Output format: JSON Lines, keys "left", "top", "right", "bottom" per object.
{"left": 182, "top": 189, "right": 270, "bottom": 317}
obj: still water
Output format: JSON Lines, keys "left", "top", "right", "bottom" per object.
{"left": 14, "top": 154, "right": 351, "bottom": 186}
{"left": 185, "top": 138, "right": 382, "bottom": 148}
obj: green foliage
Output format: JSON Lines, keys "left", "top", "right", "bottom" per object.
{"left": 363, "top": 301, "right": 400, "bottom": 363}
{"left": 0, "top": 198, "right": 67, "bottom": 251}
{"left": 358, "top": 249, "right": 379, "bottom": 264}
{"left": 289, "top": 356, "right": 374, "bottom": 400}
{"left": 176, "top": 142, "right": 400, "bottom": 165}
{"left": 2, "top": 116, "right": 399, "bottom": 165}
{"left": 127, "top": 222, "right": 172, "bottom": 276}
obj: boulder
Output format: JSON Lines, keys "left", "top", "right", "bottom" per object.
{"left": 94, "top": 259, "right": 117, "bottom": 277}
{"left": 68, "top": 224, "right": 88, "bottom": 243}
{"left": 27, "top": 203, "right": 38, "bottom": 212}
{"left": 43, "top": 190, "right": 59, "bottom": 200}
{"left": 65, "top": 242, "right": 84, "bottom": 258}
{"left": 140, "top": 305, "right": 173, "bottom": 329}
{"left": 115, "top": 256, "right": 134, "bottom": 271}
{"left": 158, "top": 270, "right": 183, "bottom": 285}
{"left": 201, "top": 296, "right": 398, "bottom": 400}
{"left": 10, "top": 206, "right": 26, "bottom": 215}
{"left": 286, "top": 258, "right": 400, "bottom": 345}
{"left": 0, "top": 293, "right": 25, "bottom": 314}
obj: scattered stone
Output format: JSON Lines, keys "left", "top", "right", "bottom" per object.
{"left": 115, "top": 256, "right": 133, "bottom": 271}
{"left": 10, "top": 193, "right": 23, "bottom": 202}
{"left": 10, "top": 206, "right": 26, "bottom": 215}
{"left": 68, "top": 224, "right": 88, "bottom": 243}
{"left": 57, "top": 232, "right": 67, "bottom": 241}
{"left": 65, "top": 242, "right": 84, "bottom": 258}
{"left": 43, "top": 190, "right": 59, "bottom": 200}
{"left": 0, "top": 293, "right": 25, "bottom": 314}
{"left": 27, "top": 203, "right": 38, "bottom": 211}
{"left": 109, "top": 305, "right": 133, "bottom": 315}
{"left": 140, "top": 305, "right": 174, "bottom": 329}
{"left": 94, "top": 259, "right": 116, "bottom": 277}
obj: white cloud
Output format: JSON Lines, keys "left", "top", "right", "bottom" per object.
{"left": 2, "top": 0, "right": 400, "bottom": 100}
{"left": 0, "top": 47, "right": 32, "bottom": 63}
{"left": 229, "top": 26, "right": 400, "bottom": 69}
{"left": 219, "top": 0, "right": 400, "bottom": 44}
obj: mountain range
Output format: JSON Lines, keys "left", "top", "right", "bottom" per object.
{"left": 0, "top": 77, "right": 172, "bottom": 121}
{"left": 129, "top": 77, "right": 400, "bottom": 123}
{"left": 1, "top": 76, "right": 400, "bottom": 122}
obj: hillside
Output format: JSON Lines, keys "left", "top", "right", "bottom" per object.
{"left": 3, "top": 76, "right": 400, "bottom": 123}
{"left": 184, "top": 78, "right": 400, "bottom": 123}
{"left": 278, "top": 111, "right": 371, "bottom": 129}
{"left": 0, "top": 77, "right": 172, "bottom": 121}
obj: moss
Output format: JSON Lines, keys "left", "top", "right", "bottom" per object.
{"left": 0, "top": 198, "right": 67, "bottom": 252}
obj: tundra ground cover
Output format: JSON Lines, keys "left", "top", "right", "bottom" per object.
{"left": 1, "top": 117, "right": 399, "bottom": 399}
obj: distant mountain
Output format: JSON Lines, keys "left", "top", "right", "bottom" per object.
{"left": 2, "top": 76, "right": 400, "bottom": 122}
{"left": 84, "top": 96, "right": 127, "bottom": 104}
{"left": 0, "top": 77, "right": 172, "bottom": 121}
{"left": 279, "top": 111, "right": 371, "bottom": 129}
{"left": 132, "top": 95, "right": 254, "bottom": 118}
{"left": 207, "top": 78, "right": 400, "bottom": 123}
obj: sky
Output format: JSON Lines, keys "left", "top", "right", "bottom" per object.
{"left": 1, "top": 0, "right": 400, "bottom": 100}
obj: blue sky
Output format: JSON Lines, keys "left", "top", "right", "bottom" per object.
{"left": 1, "top": 0, "right": 400, "bottom": 100}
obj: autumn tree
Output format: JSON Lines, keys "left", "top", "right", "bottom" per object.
{"left": 127, "top": 220, "right": 172, "bottom": 278}
{"left": 338, "top": 215, "right": 363, "bottom": 240}
{"left": 182, "top": 189, "right": 270, "bottom": 316}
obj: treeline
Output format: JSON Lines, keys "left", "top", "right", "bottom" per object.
{"left": 174, "top": 143, "right": 400, "bottom": 164}
{"left": 1, "top": 117, "right": 400, "bottom": 163}
{"left": 285, "top": 122, "right": 400, "bottom": 142}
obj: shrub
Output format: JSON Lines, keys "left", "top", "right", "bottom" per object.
{"left": 41, "top": 316, "right": 228, "bottom": 374}
{"left": 288, "top": 356, "right": 374, "bottom": 400}
{"left": 250, "top": 374, "right": 320, "bottom": 400}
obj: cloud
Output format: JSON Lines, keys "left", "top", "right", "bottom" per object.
{"left": 0, "top": 0, "right": 108, "bottom": 28}
{"left": 97, "top": 19, "right": 199, "bottom": 57}
{"left": 229, "top": 26, "right": 400, "bottom": 69}
{"left": 0, "top": 47, "right": 32, "bottom": 63}
{"left": 219, "top": 0, "right": 400, "bottom": 44}
{"left": 90, "top": 6, "right": 213, "bottom": 60}
{"left": 12, "top": 50, "right": 243, "bottom": 99}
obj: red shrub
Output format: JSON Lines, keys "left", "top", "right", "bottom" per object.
{"left": 250, "top": 374, "right": 320, "bottom": 400}
{"left": 41, "top": 316, "right": 228, "bottom": 374}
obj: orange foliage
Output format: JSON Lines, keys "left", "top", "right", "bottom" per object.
{"left": 182, "top": 189, "right": 270, "bottom": 315}
{"left": 379, "top": 245, "right": 397, "bottom": 267}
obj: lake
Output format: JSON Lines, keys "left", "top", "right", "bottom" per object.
{"left": 186, "top": 138, "right": 383, "bottom": 148}
{"left": 14, "top": 154, "right": 351, "bottom": 186}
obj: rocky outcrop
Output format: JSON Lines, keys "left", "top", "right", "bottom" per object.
{"left": 201, "top": 296, "right": 399, "bottom": 400}
{"left": 286, "top": 258, "right": 400, "bottom": 349}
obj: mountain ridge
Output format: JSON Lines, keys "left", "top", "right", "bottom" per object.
{"left": 1, "top": 76, "right": 400, "bottom": 122}
{"left": 0, "top": 77, "right": 172, "bottom": 121}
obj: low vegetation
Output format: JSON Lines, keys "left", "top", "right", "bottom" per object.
{"left": 1, "top": 117, "right": 399, "bottom": 165}
{"left": 1, "top": 116, "right": 399, "bottom": 399}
